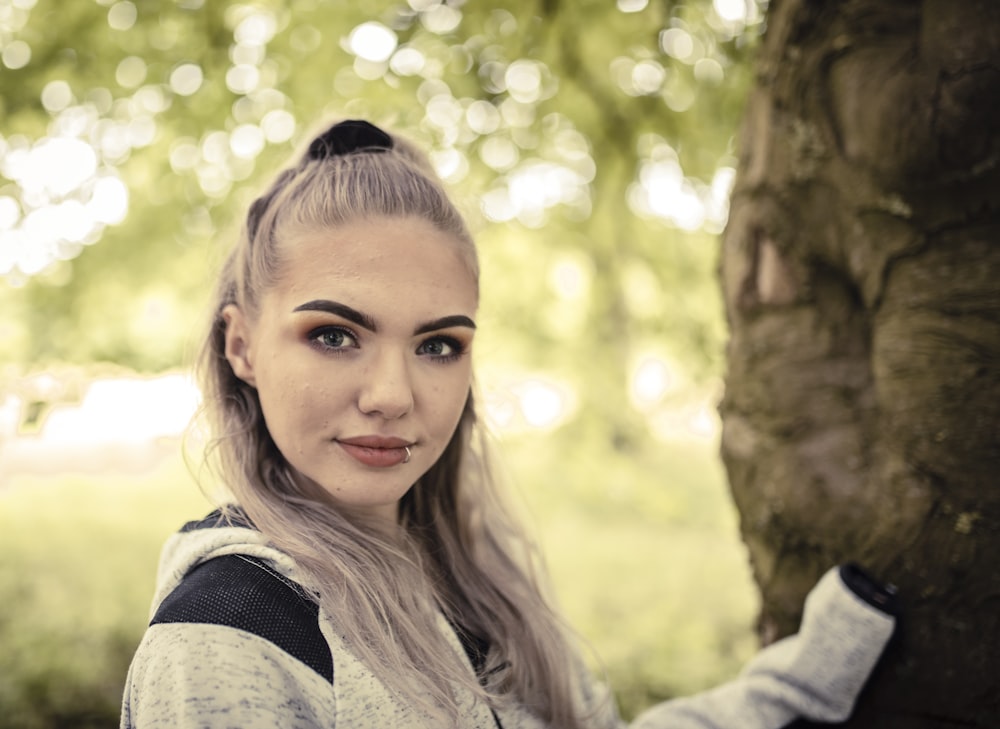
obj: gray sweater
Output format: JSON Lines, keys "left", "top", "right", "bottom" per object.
{"left": 121, "top": 511, "right": 897, "bottom": 728}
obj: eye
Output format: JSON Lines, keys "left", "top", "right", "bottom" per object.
{"left": 417, "top": 336, "right": 464, "bottom": 360}
{"left": 310, "top": 326, "right": 359, "bottom": 352}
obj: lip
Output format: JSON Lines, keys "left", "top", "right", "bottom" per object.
{"left": 337, "top": 436, "right": 413, "bottom": 468}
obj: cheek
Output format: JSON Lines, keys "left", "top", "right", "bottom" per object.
{"left": 256, "top": 364, "right": 332, "bottom": 432}
{"left": 432, "top": 371, "right": 473, "bottom": 431}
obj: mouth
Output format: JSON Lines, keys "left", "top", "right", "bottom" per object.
{"left": 337, "top": 436, "right": 413, "bottom": 468}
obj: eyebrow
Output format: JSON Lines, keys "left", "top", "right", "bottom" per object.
{"left": 415, "top": 315, "right": 477, "bottom": 335}
{"left": 293, "top": 300, "right": 377, "bottom": 331}
{"left": 292, "top": 299, "right": 476, "bottom": 335}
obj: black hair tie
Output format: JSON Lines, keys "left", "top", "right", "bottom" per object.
{"left": 307, "top": 119, "right": 393, "bottom": 159}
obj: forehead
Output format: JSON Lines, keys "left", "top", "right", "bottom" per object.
{"left": 266, "top": 216, "right": 478, "bottom": 313}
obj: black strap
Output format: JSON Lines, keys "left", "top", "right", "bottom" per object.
{"left": 151, "top": 553, "right": 334, "bottom": 683}
{"left": 165, "top": 509, "right": 504, "bottom": 726}
{"left": 447, "top": 620, "right": 504, "bottom": 729}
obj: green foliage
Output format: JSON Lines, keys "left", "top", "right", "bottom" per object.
{"left": 0, "top": 438, "right": 755, "bottom": 728}
{"left": 1, "top": 0, "right": 760, "bottom": 389}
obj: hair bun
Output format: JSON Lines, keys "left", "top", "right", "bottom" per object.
{"left": 307, "top": 119, "right": 394, "bottom": 160}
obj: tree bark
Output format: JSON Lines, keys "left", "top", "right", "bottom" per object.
{"left": 718, "top": 0, "right": 1000, "bottom": 726}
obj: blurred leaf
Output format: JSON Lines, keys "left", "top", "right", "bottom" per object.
{"left": 2, "top": 0, "right": 761, "bottom": 401}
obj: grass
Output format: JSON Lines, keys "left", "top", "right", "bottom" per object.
{"left": 505, "top": 430, "right": 759, "bottom": 716}
{"left": 0, "top": 457, "right": 211, "bottom": 729}
{"left": 0, "top": 434, "right": 757, "bottom": 727}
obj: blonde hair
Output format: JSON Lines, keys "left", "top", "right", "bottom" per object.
{"left": 198, "top": 121, "right": 591, "bottom": 727}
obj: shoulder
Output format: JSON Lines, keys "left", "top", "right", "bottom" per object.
{"left": 123, "top": 621, "right": 337, "bottom": 729}
{"left": 152, "top": 552, "right": 333, "bottom": 683}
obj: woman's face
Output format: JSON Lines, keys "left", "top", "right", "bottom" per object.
{"left": 223, "top": 215, "right": 478, "bottom": 522}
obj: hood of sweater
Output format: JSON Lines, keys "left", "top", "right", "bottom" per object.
{"left": 148, "top": 508, "right": 303, "bottom": 619}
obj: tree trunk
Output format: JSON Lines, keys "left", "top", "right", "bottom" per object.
{"left": 718, "top": 1, "right": 1000, "bottom": 726}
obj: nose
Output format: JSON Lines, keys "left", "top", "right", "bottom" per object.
{"left": 357, "top": 348, "right": 415, "bottom": 420}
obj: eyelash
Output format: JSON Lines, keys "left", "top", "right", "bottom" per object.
{"left": 417, "top": 335, "right": 466, "bottom": 363}
{"left": 308, "top": 326, "right": 359, "bottom": 353}
{"left": 307, "top": 326, "right": 467, "bottom": 363}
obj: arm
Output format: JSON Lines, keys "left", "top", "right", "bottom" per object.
{"left": 629, "top": 565, "right": 898, "bottom": 729}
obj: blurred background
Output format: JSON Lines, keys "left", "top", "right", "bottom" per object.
{"left": 0, "top": 0, "right": 766, "bottom": 725}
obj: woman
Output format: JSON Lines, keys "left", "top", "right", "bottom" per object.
{"left": 121, "top": 119, "right": 898, "bottom": 729}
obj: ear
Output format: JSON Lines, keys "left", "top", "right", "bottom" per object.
{"left": 222, "top": 304, "right": 257, "bottom": 387}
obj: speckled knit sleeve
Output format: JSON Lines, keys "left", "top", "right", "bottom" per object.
{"left": 627, "top": 565, "right": 897, "bottom": 728}
{"left": 120, "top": 622, "right": 337, "bottom": 729}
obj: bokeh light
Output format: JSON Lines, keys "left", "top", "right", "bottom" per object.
{"left": 169, "top": 63, "right": 204, "bottom": 96}
{"left": 2, "top": 38, "right": 30, "bottom": 68}
{"left": 349, "top": 21, "right": 398, "bottom": 63}
{"left": 107, "top": 1, "right": 137, "bottom": 31}
{"left": 0, "top": 123, "right": 130, "bottom": 277}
